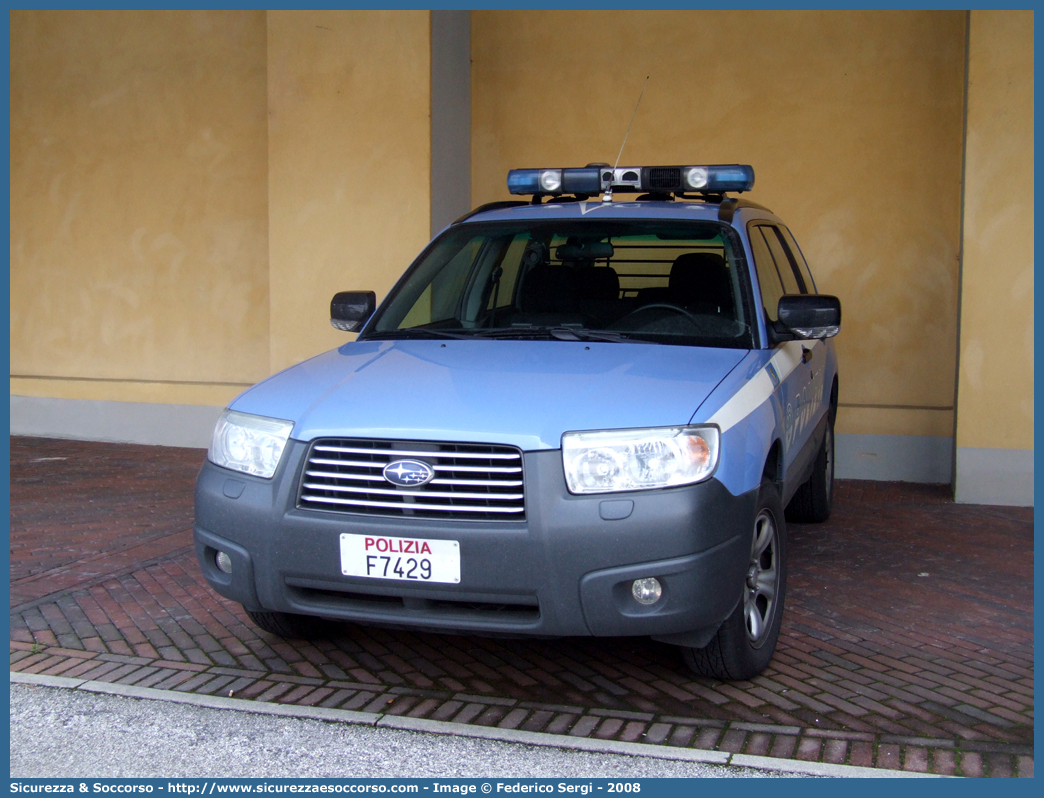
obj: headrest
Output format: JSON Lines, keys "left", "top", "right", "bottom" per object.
{"left": 669, "top": 252, "right": 731, "bottom": 308}
{"left": 518, "top": 264, "right": 579, "bottom": 313}
{"left": 575, "top": 265, "right": 620, "bottom": 300}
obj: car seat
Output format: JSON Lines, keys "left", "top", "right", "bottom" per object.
{"left": 668, "top": 252, "right": 733, "bottom": 315}
{"left": 576, "top": 265, "right": 627, "bottom": 325}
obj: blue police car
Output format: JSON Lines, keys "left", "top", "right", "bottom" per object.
{"left": 195, "top": 163, "right": 841, "bottom": 680}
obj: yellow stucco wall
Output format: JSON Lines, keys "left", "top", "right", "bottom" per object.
{"left": 13, "top": 9, "right": 1030, "bottom": 461}
{"left": 471, "top": 10, "right": 967, "bottom": 439}
{"left": 266, "top": 10, "right": 431, "bottom": 373}
{"left": 10, "top": 10, "right": 270, "bottom": 407}
{"left": 955, "top": 11, "right": 1034, "bottom": 451}
{"left": 11, "top": 10, "right": 432, "bottom": 403}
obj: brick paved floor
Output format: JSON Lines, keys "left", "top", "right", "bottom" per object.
{"left": 9, "top": 436, "right": 1034, "bottom": 777}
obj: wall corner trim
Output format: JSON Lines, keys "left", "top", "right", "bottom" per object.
{"left": 430, "top": 9, "right": 471, "bottom": 236}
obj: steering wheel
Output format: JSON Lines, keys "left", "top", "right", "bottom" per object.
{"left": 613, "top": 303, "right": 704, "bottom": 333}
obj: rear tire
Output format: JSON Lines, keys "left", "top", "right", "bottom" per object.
{"left": 682, "top": 479, "right": 787, "bottom": 680}
{"left": 785, "top": 421, "right": 834, "bottom": 523}
{"left": 247, "top": 609, "right": 330, "bottom": 639}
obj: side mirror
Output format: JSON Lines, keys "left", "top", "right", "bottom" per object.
{"left": 330, "top": 291, "right": 376, "bottom": 332}
{"left": 776, "top": 294, "right": 841, "bottom": 340}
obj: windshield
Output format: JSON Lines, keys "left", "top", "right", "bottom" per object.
{"left": 364, "top": 219, "right": 755, "bottom": 348}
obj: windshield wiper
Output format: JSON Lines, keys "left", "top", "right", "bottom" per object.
{"left": 364, "top": 328, "right": 472, "bottom": 340}
{"left": 548, "top": 328, "right": 649, "bottom": 344}
{"left": 465, "top": 326, "right": 650, "bottom": 344}
{"left": 368, "top": 327, "right": 654, "bottom": 344}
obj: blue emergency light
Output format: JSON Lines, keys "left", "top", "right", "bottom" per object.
{"left": 507, "top": 164, "right": 755, "bottom": 196}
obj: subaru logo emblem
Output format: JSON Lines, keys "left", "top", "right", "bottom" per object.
{"left": 383, "top": 459, "right": 435, "bottom": 487}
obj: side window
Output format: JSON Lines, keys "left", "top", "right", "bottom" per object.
{"left": 762, "top": 227, "right": 805, "bottom": 294}
{"left": 777, "top": 226, "right": 817, "bottom": 294}
{"left": 748, "top": 227, "right": 785, "bottom": 322}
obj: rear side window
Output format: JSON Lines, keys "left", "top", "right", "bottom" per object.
{"left": 777, "top": 225, "right": 817, "bottom": 294}
{"left": 760, "top": 226, "right": 804, "bottom": 294}
{"left": 748, "top": 227, "right": 785, "bottom": 322}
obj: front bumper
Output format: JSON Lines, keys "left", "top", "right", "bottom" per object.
{"left": 194, "top": 441, "right": 757, "bottom": 642}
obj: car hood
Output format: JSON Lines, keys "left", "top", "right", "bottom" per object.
{"left": 232, "top": 339, "right": 747, "bottom": 451}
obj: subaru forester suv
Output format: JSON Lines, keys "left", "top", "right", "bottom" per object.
{"left": 194, "top": 163, "right": 841, "bottom": 680}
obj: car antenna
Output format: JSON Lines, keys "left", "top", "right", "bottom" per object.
{"left": 603, "top": 76, "right": 650, "bottom": 204}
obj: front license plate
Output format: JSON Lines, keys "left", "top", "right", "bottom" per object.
{"left": 340, "top": 533, "right": 460, "bottom": 584}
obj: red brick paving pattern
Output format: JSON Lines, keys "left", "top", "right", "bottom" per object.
{"left": 9, "top": 437, "right": 1034, "bottom": 777}
{"left": 10, "top": 438, "right": 200, "bottom": 607}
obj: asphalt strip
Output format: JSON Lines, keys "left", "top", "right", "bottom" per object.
{"left": 10, "top": 672, "right": 940, "bottom": 779}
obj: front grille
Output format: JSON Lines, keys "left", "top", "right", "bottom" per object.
{"left": 298, "top": 438, "right": 525, "bottom": 521}
{"left": 647, "top": 167, "right": 682, "bottom": 190}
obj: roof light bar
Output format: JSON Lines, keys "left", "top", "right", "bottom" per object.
{"left": 506, "top": 164, "right": 754, "bottom": 196}
{"left": 507, "top": 168, "right": 602, "bottom": 196}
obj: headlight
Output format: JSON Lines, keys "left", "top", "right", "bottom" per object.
{"left": 562, "top": 426, "right": 719, "bottom": 495}
{"left": 209, "top": 409, "right": 294, "bottom": 479}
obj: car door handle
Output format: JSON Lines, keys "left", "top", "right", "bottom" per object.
{"left": 801, "top": 346, "right": 813, "bottom": 364}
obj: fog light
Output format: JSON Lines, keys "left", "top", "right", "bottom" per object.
{"left": 215, "top": 551, "right": 233, "bottom": 574}
{"left": 632, "top": 577, "right": 662, "bottom": 606}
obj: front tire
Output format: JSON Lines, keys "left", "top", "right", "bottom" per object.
{"left": 682, "top": 479, "right": 787, "bottom": 680}
{"left": 247, "top": 609, "right": 330, "bottom": 639}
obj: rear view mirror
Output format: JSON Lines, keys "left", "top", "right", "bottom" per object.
{"left": 777, "top": 295, "right": 841, "bottom": 340}
{"left": 555, "top": 241, "right": 615, "bottom": 261}
{"left": 331, "top": 291, "right": 376, "bottom": 332}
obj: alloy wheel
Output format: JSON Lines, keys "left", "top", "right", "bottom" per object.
{"left": 744, "top": 509, "right": 779, "bottom": 647}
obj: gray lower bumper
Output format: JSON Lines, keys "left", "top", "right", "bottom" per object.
{"left": 194, "top": 441, "right": 758, "bottom": 641}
